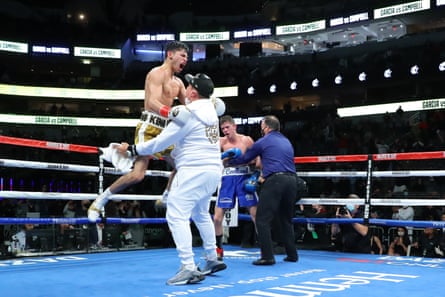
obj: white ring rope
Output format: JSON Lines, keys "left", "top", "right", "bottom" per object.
{"left": 0, "top": 158, "right": 171, "bottom": 177}
{"left": 297, "top": 170, "right": 445, "bottom": 177}
{"left": 1, "top": 158, "right": 99, "bottom": 173}
{"left": 299, "top": 198, "right": 445, "bottom": 206}
{"left": 3, "top": 158, "right": 443, "bottom": 178}
{"left": 0, "top": 191, "right": 162, "bottom": 201}
{"left": 1, "top": 190, "right": 444, "bottom": 207}
{"left": 1, "top": 158, "right": 445, "bottom": 206}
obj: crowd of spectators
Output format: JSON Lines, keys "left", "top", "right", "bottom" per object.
{"left": 2, "top": 1, "right": 445, "bottom": 260}
{"left": 2, "top": 101, "right": 445, "bottom": 197}
{"left": 2, "top": 102, "right": 445, "bottom": 256}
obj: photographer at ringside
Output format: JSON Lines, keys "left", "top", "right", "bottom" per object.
{"left": 330, "top": 194, "right": 371, "bottom": 254}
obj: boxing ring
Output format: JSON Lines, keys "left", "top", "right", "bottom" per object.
{"left": 0, "top": 135, "right": 444, "bottom": 296}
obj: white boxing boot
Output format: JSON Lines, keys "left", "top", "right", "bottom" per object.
{"left": 88, "top": 188, "right": 111, "bottom": 222}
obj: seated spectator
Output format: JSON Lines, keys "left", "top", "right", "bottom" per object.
{"left": 10, "top": 224, "right": 34, "bottom": 253}
{"left": 388, "top": 226, "right": 411, "bottom": 256}
{"left": 63, "top": 200, "right": 78, "bottom": 218}
{"left": 392, "top": 180, "right": 408, "bottom": 197}
{"left": 398, "top": 205, "right": 415, "bottom": 221}
{"left": 391, "top": 206, "right": 400, "bottom": 220}
{"left": 418, "top": 205, "right": 441, "bottom": 221}
{"left": 397, "top": 205, "right": 415, "bottom": 240}
{"left": 410, "top": 227, "right": 444, "bottom": 258}
{"left": 370, "top": 234, "right": 384, "bottom": 255}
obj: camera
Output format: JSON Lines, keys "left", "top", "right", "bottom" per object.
{"left": 338, "top": 206, "right": 349, "bottom": 215}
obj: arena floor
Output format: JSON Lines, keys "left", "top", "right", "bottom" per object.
{"left": 0, "top": 245, "right": 443, "bottom": 297}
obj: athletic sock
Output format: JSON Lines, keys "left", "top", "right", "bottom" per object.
{"left": 216, "top": 235, "right": 223, "bottom": 248}
{"left": 94, "top": 188, "right": 112, "bottom": 209}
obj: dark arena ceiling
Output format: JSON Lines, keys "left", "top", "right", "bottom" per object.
{"left": 1, "top": 0, "right": 445, "bottom": 106}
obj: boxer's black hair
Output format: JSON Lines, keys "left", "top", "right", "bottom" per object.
{"left": 165, "top": 41, "right": 189, "bottom": 57}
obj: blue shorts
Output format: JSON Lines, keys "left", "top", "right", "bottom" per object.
{"left": 217, "top": 174, "right": 258, "bottom": 209}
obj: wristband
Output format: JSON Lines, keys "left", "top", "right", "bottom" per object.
{"left": 159, "top": 105, "right": 171, "bottom": 117}
{"left": 129, "top": 144, "right": 138, "bottom": 157}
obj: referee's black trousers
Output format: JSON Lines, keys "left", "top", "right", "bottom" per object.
{"left": 256, "top": 173, "right": 297, "bottom": 260}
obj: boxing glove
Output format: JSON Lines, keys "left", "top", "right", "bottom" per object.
{"left": 221, "top": 147, "right": 242, "bottom": 159}
{"left": 168, "top": 105, "right": 191, "bottom": 126}
{"left": 159, "top": 105, "right": 170, "bottom": 117}
{"left": 244, "top": 170, "right": 261, "bottom": 193}
{"left": 211, "top": 97, "right": 226, "bottom": 116}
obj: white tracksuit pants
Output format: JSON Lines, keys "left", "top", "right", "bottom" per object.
{"left": 166, "top": 166, "right": 221, "bottom": 269}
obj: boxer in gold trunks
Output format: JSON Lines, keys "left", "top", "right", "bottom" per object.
{"left": 88, "top": 41, "right": 189, "bottom": 222}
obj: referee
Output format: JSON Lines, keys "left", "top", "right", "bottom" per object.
{"left": 229, "top": 115, "right": 298, "bottom": 265}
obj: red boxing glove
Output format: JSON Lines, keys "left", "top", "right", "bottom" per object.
{"left": 159, "top": 105, "right": 171, "bottom": 117}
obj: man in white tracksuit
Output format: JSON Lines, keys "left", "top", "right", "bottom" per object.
{"left": 118, "top": 73, "right": 226, "bottom": 286}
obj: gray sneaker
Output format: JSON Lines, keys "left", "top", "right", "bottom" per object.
{"left": 199, "top": 260, "right": 227, "bottom": 275}
{"left": 166, "top": 267, "right": 205, "bottom": 286}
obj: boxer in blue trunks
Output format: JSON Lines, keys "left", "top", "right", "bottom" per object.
{"left": 215, "top": 115, "right": 261, "bottom": 259}
{"left": 218, "top": 166, "right": 258, "bottom": 210}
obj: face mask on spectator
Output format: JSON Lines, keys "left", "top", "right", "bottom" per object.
{"left": 346, "top": 204, "right": 355, "bottom": 212}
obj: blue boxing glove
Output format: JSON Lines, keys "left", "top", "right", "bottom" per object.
{"left": 244, "top": 170, "right": 261, "bottom": 193}
{"left": 221, "top": 147, "right": 242, "bottom": 160}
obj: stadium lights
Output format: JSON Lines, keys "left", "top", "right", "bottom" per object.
{"left": 290, "top": 81, "right": 298, "bottom": 90}
{"left": 384, "top": 68, "right": 392, "bottom": 78}
{"left": 439, "top": 61, "right": 445, "bottom": 72}
{"left": 269, "top": 84, "right": 277, "bottom": 93}
{"left": 410, "top": 65, "right": 419, "bottom": 75}
{"left": 247, "top": 86, "right": 255, "bottom": 95}
{"left": 334, "top": 75, "right": 343, "bottom": 85}
{"left": 312, "top": 78, "right": 320, "bottom": 88}
{"left": 358, "top": 72, "right": 367, "bottom": 82}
